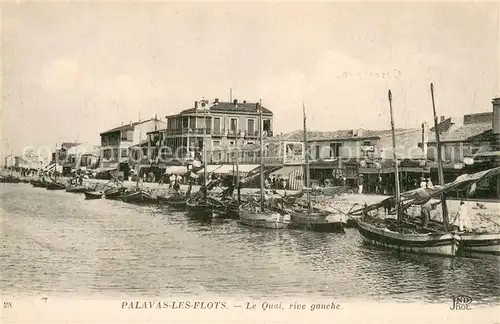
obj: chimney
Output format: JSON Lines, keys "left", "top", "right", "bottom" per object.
{"left": 214, "top": 98, "right": 219, "bottom": 104}
{"left": 493, "top": 98, "right": 500, "bottom": 149}
{"left": 194, "top": 101, "right": 198, "bottom": 108}
{"left": 233, "top": 99, "right": 238, "bottom": 105}
{"left": 440, "top": 116, "right": 445, "bottom": 122}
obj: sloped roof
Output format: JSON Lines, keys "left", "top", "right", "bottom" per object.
{"left": 278, "top": 128, "right": 413, "bottom": 142}
{"left": 61, "top": 142, "right": 81, "bottom": 150}
{"left": 100, "top": 118, "right": 164, "bottom": 135}
{"left": 177, "top": 102, "right": 272, "bottom": 116}
{"left": 428, "top": 122, "right": 492, "bottom": 143}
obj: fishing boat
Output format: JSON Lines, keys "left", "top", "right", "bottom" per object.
{"left": 239, "top": 205, "right": 290, "bottom": 229}
{"left": 104, "top": 186, "right": 126, "bottom": 200}
{"left": 157, "top": 192, "right": 187, "bottom": 209}
{"left": 354, "top": 88, "right": 461, "bottom": 257}
{"left": 120, "top": 188, "right": 155, "bottom": 204}
{"left": 238, "top": 99, "right": 291, "bottom": 229}
{"left": 459, "top": 232, "right": 500, "bottom": 259}
{"left": 84, "top": 191, "right": 103, "bottom": 199}
{"left": 46, "top": 181, "right": 66, "bottom": 190}
{"left": 31, "top": 179, "right": 47, "bottom": 188}
{"left": 285, "top": 103, "right": 345, "bottom": 233}
{"left": 66, "top": 185, "right": 88, "bottom": 193}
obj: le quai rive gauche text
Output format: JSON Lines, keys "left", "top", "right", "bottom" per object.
{"left": 121, "top": 301, "right": 342, "bottom": 311}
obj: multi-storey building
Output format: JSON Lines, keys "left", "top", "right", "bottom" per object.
{"left": 99, "top": 117, "right": 166, "bottom": 179}
{"left": 161, "top": 98, "right": 274, "bottom": 160}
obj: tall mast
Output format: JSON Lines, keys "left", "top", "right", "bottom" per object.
{"left": 259, "top": 99, "right": 265, "bottom": 211}
{"left": 388, "top": 90, "right": 402, "bottom": 222}
{"left": 430, "top": 83, "right": 449, "bottom": 231}
{"left": 303, "top": 103, "right": 311, "bottom": 209}
{"left": 235, "top": 133, "right": 240, "bottom": 203}
{"left": 203, "top": 107, "right": 208, "bottom": 198}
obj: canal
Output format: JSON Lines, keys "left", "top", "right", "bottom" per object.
{"left": 1, "top": 183, "right": 498, "bottom": 304}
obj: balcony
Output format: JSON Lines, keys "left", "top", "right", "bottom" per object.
{"left": 163, "top": 128, "right": 212, "bottom": 136}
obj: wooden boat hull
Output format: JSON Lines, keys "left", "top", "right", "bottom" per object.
{"left": 356, "top": 219, "right": 460, "bottom": 257}
{"left": 121, "top": 190, "right": 154, "bottom": 203}
{"left": 104, "top": 187, "right": 125, "bottom": 200}
{"left": 289, "top": 210, "right": 345, "bottom": 233}
{"left": 458, "top": 232, "right": 500, "bottom": 260}
{"left": 84, "top": 191, "right": 103, "bottom": 199}
{"left": 239, "top": 209, "right": 290, "bottom": 229}
{"left": 66, "top": 186, "right": 87, "bottom": 193}
{"left": 157, "top": 195, "right": 187, "bottom": 209}
{"left": 46, "top": 182, "right": 66, "bottom": 190}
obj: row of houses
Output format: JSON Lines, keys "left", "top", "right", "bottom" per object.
{"left": 14, "top": 96, "right": 498, "bottom": 197}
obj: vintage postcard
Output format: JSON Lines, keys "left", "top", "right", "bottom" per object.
{"left": 1, "top": 2, "right": 499, "bottom": 324}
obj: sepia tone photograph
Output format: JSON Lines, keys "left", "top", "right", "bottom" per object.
{"left": 0, "top": 2, "right": 499, "bottom": 323}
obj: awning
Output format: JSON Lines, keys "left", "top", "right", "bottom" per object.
{"left": 269, "top": 165, "right": 302, "bottom": 177}
{"left": 95, "top": 167, "right": 117, "bottom": 173}
{"left": 195, "top": 164, "right": 223, "bottom": 174}
{"left": 230, "top": 164, "right": 259, "bottom": 175}
{"left": 164, "top": 165, "right": 188, "bottom": 175}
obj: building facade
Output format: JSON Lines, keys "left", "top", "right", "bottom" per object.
{"left": 99, "top": 118, "right": 166, "bottom": 179}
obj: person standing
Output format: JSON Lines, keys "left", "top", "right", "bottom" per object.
{"left": 452, "top": 201, "right": 471, "bottom": 232}
{"left": 358, "top": 174, "right": 364, "bottom": 194}
{"left": 420, "top": 177, "right": 427, "bottom": 189}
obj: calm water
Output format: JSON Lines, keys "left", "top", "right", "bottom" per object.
{"left": 1, "top": 183, "right": 499, "bottom": 304}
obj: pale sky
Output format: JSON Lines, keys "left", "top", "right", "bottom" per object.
{"left": 1, "top": 2, "right": 499, "bottom": 161}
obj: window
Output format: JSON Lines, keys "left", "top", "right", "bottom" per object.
{"left": 329, "top": 143, "right": 342, "bottom": 157}
{"left": 121, "top": 131, "right": 128, "bottom": 140}
{"left": 247, "top": 118, "right": 255, "bottom": 135}
{"left": 213, "top": 140, "right": 221, "bottom": 148}
{"left": 263, "top": 119, "right": 271, "bottom": 132}
{"left": 363, "top": 141, "right": 371, "bottom": 146}
{"left": 230, "top": 118, "right": 238, "bottom": 133}
{"left": 247, "top": 141, "right": 254, "bottom": 145}
{"left": 121, "top": 149, "right": 128, "bottom": 158}
{"left": 315, "top": 145, "right": 320, "bottom": 159}
{"left": 213, "top": 117, "right": 221, "bottom": 133}
{"left": 229, "top": 141, "right": 235, "bottom": 146}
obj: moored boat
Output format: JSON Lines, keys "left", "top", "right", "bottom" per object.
{"left": 356, "top": 217, "right": 461, "bottom": 256}
{"left": 458, "top": 232, "right": 500, "bottom": 259}
{"left": 239, "top": 206, "right": 290, "bottom": 229}
{"left": 46, "top": 181, "right": 66, "bottom": 190}
{"left": 288, "top": 208, "right": 345, "bottom": 233}
{"left": 157, "top": 193, "right": 187, "bottom": 209}
{"left": 120, "top": 189, "right": 155, "bottom": 204}
{"left": 66, "top": 185, "right": 88, "bottom": 193}
{"left": 84, "top": 191, "right": 103, "bottom": 199}
{"left": 104, "top": 186, "right": 126, "bottom": 200}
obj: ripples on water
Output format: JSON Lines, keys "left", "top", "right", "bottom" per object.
{"left": 1, "top": 184, "right": 499, "bottom": 304}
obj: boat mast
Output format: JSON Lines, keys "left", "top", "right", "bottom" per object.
{"left": 203, "top": 106, "right": 208, "bottom": 199}
{"left": 303, "top": 102, "right": 311, "bottom": 209}
{"left": 259, "top": 99, "right": 265, "bottom": 211}
{"left": 430, "top": 83, "right": 449, "bottom": 231}
{"left": 235, "top": 133, "right": 241, "bottom": 203}
{"left": 388, "top": 90, "right": 402, "bottom": 222}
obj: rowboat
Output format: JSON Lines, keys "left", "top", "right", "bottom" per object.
{"left": 287, "top": 208, "right": 345, "bottom": 233}
{"left": 186, "top": 196, "right": 226, "bottom": 220}
{"left": 66, "top": 186, "right": 88, "bottom": 193}
{"left": 31, "top": 180, "right": 48, "bottom": 188}
{"left": 157, "top": 193, "right": 187, "bottom": 209}
{"left": 239, "top": 206, "right": 290, "bottom": 229}
{"left": 104, "top": 186, "right": 126, "bottom": 200}
{"left": 458, "top": 232, "right": 500, "bottom": 260}
{"left": 84, "top": 191, "right": 103, "bottom": 199}
{"left": 120, "top": 189, "right": 155, "bottom": 204}
{"left": 46, "top": 181, "right": 66, "bottom": 190}
{"left": 356, "top": 216, "right": 461, "bottom": 256}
